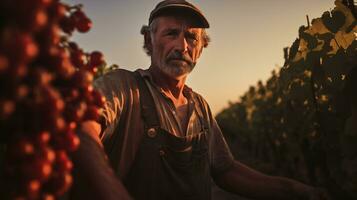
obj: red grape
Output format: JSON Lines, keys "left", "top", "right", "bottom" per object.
{"left": 89, "top": 51, "right": 105, "bottom": 66}
{"left": 64, "top": 102, "right": 86, "bottom": 122}
{"left": 26, "top": 179, "right": 41, "bottom": 199}
{"left": 0, "top": 55, "right": 9, "bottom": 74}
{"left": 64, "top": 130, "right": 80, "bottom": 152}
{"left": 71, "top": 70, "right": 94, "bottom": 88}
{"left": 10, "top": 64, "right": 28, "bottom": 79}
{"left": 32, "top": 69, "right": 54, "bottom": 86}
{"left": 72, "top": 10, "right": 86, "bottom": 21}
{"left": 71, "top": 10, "right": 92, "bottom": 33}
{"left": 55, "top": 150, "right": 73, "bottom": 172}
{"left": 0, "top": 100, "right": 15, "bottom": 119}
{"left": 52, "top": 129, "right": 80, "bottom": 152}
{"left": 26, "top": 8, "right": 49, "bottom": 31}
{"left": 36, "top": 131, "right": 51, "bottom": 146}
{"left": 59, "top": 17, "right": 75, "bottom": 34}
{"left": 48, "top": 3, "right": 66, "bottom": 21}
{"left": 68, "top": 42, "right": 79, "bottom": 51}
{"left": 37, "top": 25, "right": 61, "bottom": 48}
{"left": 15, "top": 84, "right": 29, "bottom": 101}
{"left": 70, "top": 49, "right": 87, "bottom": 69}
{"left": 83, "top": 105, "right": 100, "bottom": 121}
{"left": 40, "top": 147, "right": 56, "bottom": 164}
{"left": 41, "top": 193, "right": 55, "bottom": 200}
{"left": 46, "top": 48, "right": 75, "bottom": 78}
{"left": 1, "top": 1, "right": 104, "bottom": 198}
{"left": 49, "top": 172, "right": 73, "bottom": 196}
{"left": 34, "top": 86, "right": 65, "bottom": 115}
{"left": 39, "top": 0, "right": 53, "bottom": 7}
{"left": 22, "top": 158, "right": 52, "bottom": 181}
{"left": 9, "top": 138, "right": 35, "bottom": 158}
{"left": 3, "top": 31, "right": 39, "bottom": 63}
{"left": 91, "top": 89, "right": 106, "bottom": 107}
{"left": 76, "top": 17, "right": 92, "bottom": 33}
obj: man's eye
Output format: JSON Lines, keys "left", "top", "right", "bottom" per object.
{"left": 189, "top": 36, "right": 198, "bottom": 41}
{"left": 187, "top": 36, "right": 198, "bottom": 43}
{"left": 186, "top": 34, "right": 199, "bottom": 41}
{"left": 166, "top": 31, "right": 178, "bottom": 36}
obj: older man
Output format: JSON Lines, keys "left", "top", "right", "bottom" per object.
{"left": 72, "top": 0, "right": 329, "bottom": 200}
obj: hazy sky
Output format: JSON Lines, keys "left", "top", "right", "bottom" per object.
{"left": 65, "top": 0, "right": 334, "bottom": 114}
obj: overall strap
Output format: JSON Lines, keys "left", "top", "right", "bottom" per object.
{"left": 133, "top": 71, "right": 160, "bottom": 128}
{"left": 192, "top": 95, "right": 210, "bottom": 132}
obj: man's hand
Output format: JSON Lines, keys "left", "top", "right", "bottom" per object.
{"left": 213, "top": 160, "right": 331, "bottom": 200}
{"left": 302, "top": 187, "right": 330, "bottom": 200}
{"left": 80, "top": 120, "right": 103, "bottom": 147}
{"left": 292, "top": 178, "right": 330, "bottom": 200}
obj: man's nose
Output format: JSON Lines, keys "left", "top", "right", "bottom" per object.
{"left": 174, "top": 35, "right": 188, "bottom": 53}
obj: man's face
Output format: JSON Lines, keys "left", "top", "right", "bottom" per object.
{"left": 150, "top": 16, "right": 204, "bottom": 80}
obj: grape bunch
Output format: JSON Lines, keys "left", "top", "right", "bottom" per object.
{"left": 0, "top": 0, "right": 106, "bottom": 199}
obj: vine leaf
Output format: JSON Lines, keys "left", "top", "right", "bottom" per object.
{"left": 292, "top": 39, "right": 309, "bottom": 62}
{"left": 345, "top": 20, "right": 356, "bottom": 33}
{"left": 289, "top": 38, "right": 300, "bottom": 61}
{"left": 334, "top": 30, "right": 356, "bottom": 49}
{"left": 301, "top": 32, "right": 319, "bottom": 50}
{"left": 335, "top": 0, "right": 357, "bottom": 31}
{"left": 321, "top": 10, "right": 346, "bottom": 33}
{"left": 306, "top": 18, "right": 330, "bottom": 35}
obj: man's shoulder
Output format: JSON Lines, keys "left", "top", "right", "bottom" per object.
{"left": 94, "top": 68, "right": 138, "bottom": 86}
{"left": 188, "top": 89, "right": 208, "bottom": 106}
{"left": 93, "top": 68, "right": 142, "bottom": 99}
{"left": 97, "top": 68, "right": 136, "bottom": 81}
{"left": 191, "top": 90, "right": 204, "bottom": 103}
{"left": 188, "top": 89, "right": 213, "bottom": 119}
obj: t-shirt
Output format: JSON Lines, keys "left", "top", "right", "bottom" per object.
{"left": 94, "top": 68, "right": 234, "bottom": 180}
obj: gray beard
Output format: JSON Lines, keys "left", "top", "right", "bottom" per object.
{"left": 159, "top": 61, "right": 195, "bottom": 79}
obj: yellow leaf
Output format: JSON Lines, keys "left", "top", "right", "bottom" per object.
{"left": 312, "top": 38, "right": 325, "bottom": 51}
{"left": 329, "top": 37, "right": 339, "bottom": 55}
{"left": 304, "top": 70, "right": 312, "bottom": 78}
{"left": 334, "top": 30, "right": 356, "bottom": 49}
{"left": 306, "top": 18, "right": 330, "bottom": 35}
{"left": 334, "top": 0, "right": 356, "bottom": 31}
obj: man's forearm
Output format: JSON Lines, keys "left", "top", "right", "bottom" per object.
{"left": 70, "top": 126, "right": 132, "bottom": 200}
{"left": 213, "top": 160, "right": 315, "bottom": 200}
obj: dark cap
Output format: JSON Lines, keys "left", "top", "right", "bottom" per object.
{"left": 149, "top": 0, "right": 210, "bottom": 28}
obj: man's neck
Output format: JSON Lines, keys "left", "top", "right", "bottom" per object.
{"left": 148, "top": 66, "right": 188, "bottom": 106}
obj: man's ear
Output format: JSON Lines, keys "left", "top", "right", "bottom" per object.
{"left": 144, "top": 33, "right": 153, "bottom": 54}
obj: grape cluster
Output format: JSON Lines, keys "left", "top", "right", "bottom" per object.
{"left": 0, "top": 0, "right": 106, "bottom": 199}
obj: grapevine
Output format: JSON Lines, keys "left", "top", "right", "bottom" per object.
{"left": 0, "top": 0, "right": 106, "bottom": 199}
{"left": 217, "top": 0, "right": 356, "bottom": 199}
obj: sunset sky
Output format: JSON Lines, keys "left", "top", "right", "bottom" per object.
{"left": 64, "top": 0, "right": 334, "bottom": 114}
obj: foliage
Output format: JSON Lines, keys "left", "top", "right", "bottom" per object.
{"left": 216, "top": 1, "right": 357, "bottom": 199}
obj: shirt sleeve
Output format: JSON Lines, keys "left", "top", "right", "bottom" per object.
{"left": 194, "top": 93, "right": 235, "bottom": 176}
{"left": 209, "top": 117, "right": 235, "bottom": 176}
{"left": 93, "top": 70, "right": 126, "bottom": 140}
{"left": 92, "top": 69, "right": 142, "bottom": 179}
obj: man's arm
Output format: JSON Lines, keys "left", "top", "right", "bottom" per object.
{"left": 213, "top": 160, "right": 328, "bottom": 200}
{"left": 70, "top": 121, "right": 132, "bottom": 200}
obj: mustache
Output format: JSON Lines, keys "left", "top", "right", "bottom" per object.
{"left": 166, "top": 51, "right": 193, "bottom": 65}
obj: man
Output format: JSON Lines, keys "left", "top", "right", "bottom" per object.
{"left": 71, "top": 0, "right": 329, "bottom": 199}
